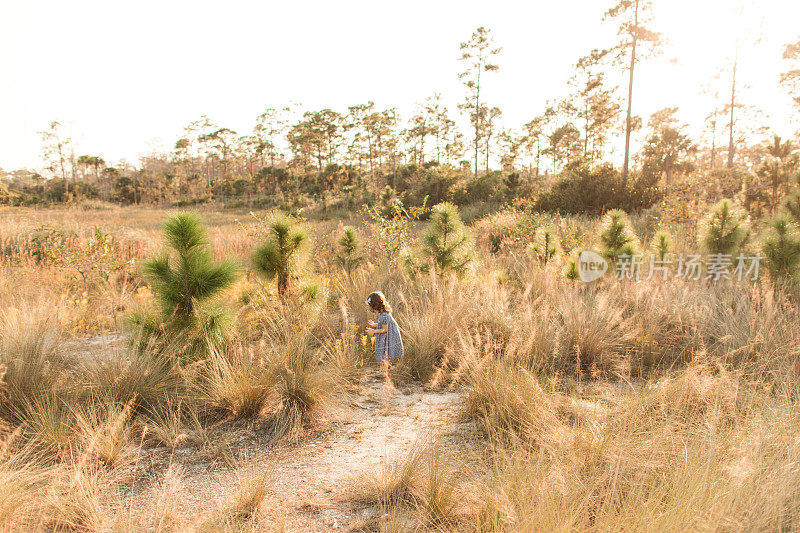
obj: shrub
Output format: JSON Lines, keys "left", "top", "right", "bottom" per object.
{"left": 698, "top": 199, "right": 750, "bottom": 256}
{"left": 401, "top": 164, "right": 460, "bottom": 207}
{"left": 335, "top": 226, "right": 365, "bottom": 275}
{"left": 534, "top": 163, "right": 663, "bottom": 216}
{"left": 598, "top": 209, "right": 640, "bottom": 264}
{"left": 453, "top": 171, "right": 506, "bottom": 206}
{"left": 135, "top": 212, "right": 240, "bottom": 358}
{"left": 761, "top": 213, "right": 800, "bottom": 282}
{"left": 527, "top": 226, "right": 561, "bottom": 265}
{"left": 251, "top": 211, "right": 311, "bottom": 299}
{"left": 405, "top": 202, "right": 475, "bottom": 278}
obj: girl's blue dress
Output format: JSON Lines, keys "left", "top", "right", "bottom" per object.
{"left": 374, "top": 311, "right": 403, "bottom": 363}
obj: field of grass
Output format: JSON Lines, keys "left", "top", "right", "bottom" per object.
{"left": 1, "top": 203, "right": 799, "bottom": 531}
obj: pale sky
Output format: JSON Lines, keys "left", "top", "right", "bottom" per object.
{"left": 2, "top": 0, "right": 799, "bottom": 172}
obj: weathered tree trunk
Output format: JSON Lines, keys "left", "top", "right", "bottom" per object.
{"left": 621, "top": 0, "right": 639, "bottom": 188}
{"left": 727, "top": 52, "right": 738, "bottom": 169}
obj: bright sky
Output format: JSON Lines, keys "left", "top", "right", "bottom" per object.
{"left": 1, "top": 0, "right": 799, "bottom": 172}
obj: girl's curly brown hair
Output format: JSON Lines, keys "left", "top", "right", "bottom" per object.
{"left": 366, "top": 291, "right": 392, "bottom": 314}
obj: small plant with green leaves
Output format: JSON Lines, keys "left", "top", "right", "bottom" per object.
{"left": 251, "top": 211, "right": 312, "bottom": 299}
{"left": 527, "top": 226, "right": 561, "bottom": 266}
{"left": 761, "top": 213, "right": 800, "bottom": 282}
{"left": 698, "top": 199, "right": 750, "bottom": 256}
{"left": 335, "top": 226, "right": 365, "bottom": 275}
{"left": 649, "top": 230, "right": 673, "bottom": 261}
{"left": 41, "top": 226, "right": 128, "bottom": 293}
{"left": 598, "top": 209, "right": 640, "bottom": 264}
{"left": 405, "top": 202, "right": 475, "bottom": 277}
{"left": 564, "top": 256, "right": 580, "bottom": 281}
{"left": 135, "top": 212, "right": 240, "bottom": 357}
{"left": 361, "top": 197, "right": 429, "bottom": 265}
{"left": 379, "top": 185, "right": 399, "bottom": 218}
{"left": 781, "top": 188, "right": 800, "bottom": 224}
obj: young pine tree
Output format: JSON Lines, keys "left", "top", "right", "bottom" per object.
{"left": 649, "top": 230, "right": 672, "bottom": 261}
{"left": 139, "top": 212, "right": 239, "bottom": 353}
{"left": 761, "top": 213, "right": 800, "bottom": 282}
{"left": 527, "top": 226, "right": 561, "bottom": 265}
{"left": 781, "top": 188, "right": 800, "bottom": 224}
{"left": 598, "top": 209, "right": 640, "bottom": 264}
{"left": 252, "top": 212, "right": 311, "bottom": 299}
{"left": 698, "top": 199, "right": 750, "bottom": 255}
{"left": 410, "top": 202, "right": 475, "bottom": 277}
{"left": 564, "top": 255, "right": 580, "bottom": 281}
{"left": 335, "top": 226, "right": 365, "bottom": 275}
{"left": 379, "top": 185, "right": 398, "bottom": 218}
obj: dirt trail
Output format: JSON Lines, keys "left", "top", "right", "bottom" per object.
{"left": 122, "top": 369, "right": 466, "bottom": 531}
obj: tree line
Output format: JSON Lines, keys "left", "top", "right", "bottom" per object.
{"left": 2, "top": 1, "right": 799, "bottom": 215}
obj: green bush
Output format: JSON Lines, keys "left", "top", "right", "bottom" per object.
{"left": 761, "top": 213, "right": 800, "bottom": 282}
{"left": 252, "top": 212, "right": 312, "bottom": 299}
{"left": 404, "top": 202, "right": 475, "bottom": 277}
{"left": 598, "top": 209, "right": 641, "bottom": 264}
{"left": 453, "top": 171, "right": 506, "bottom": 206}
{"left": 698, "top": 199, "right": 750, "bottom": 256}
{"left": 534, "top": 163, "right": 663, "bottom": 216}
{"left": 134, "top": 212, "right": 240, "bottom": 359}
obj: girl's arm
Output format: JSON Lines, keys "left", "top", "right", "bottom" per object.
{"left": 365, "top": 324, "right": 388, "bottom": 335}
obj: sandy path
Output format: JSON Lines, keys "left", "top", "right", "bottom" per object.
{"left": 120, "top": 369, "right": 465, "bottom": 531}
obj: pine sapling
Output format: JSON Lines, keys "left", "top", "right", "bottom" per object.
{"left": 413, "top": 202, "right": 475, "bottom": 277}
{"left": 598, "top": 209, "right": 640, "bottom": 264}
{"left": 698, "top": 199, "right": 750, "bottom": 256}
{"left": 564, "top": 256, "right": 580, "bottom": 281}
{"left": 650, "top": 230, "right": 672, "bottom": 261}
{"left": 138, "top": 212, "right": 240, "bottom": 355}
{"left": 379, "top": 185, "right": 398, "bottom": 218}
{"left": 335, "top": 226, "right": 365, "bottom": 275}
{"left": 251, "top": 211, "right": 311, "bottom": 299}
{"left": 781, "top": 188, "right": 800, "bottom": 224}
{"left": 762, "top": 213, "right": 800, "bottom": 282}
{"left": 527, "top": 226, "right": 561, "bottom": 266}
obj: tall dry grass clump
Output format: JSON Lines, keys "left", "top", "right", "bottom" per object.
{"left": 554, "top": 289, "right": 637, "bottom": 377}
{"left": 471, "top": 364, "right": 800, "bottom": 531}
{"left": 343, "top": 442, "right": 467, "bottom": 530}
{"left": 461, "top": 360, "right": 565, "bottom": 445}
{"left": 0, "top": 300, "right": 67, "bottom": 423}
{"left": 267, "top": 331, "right": 335, "bottom": 441}
{"left": 392, "top": 273, "right": 473, "bottom": 382}
{"left": 199, "top": 344, "right": 275, "bottom": 420}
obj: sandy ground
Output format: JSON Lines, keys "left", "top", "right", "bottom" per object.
{"left": 116, "top": 367, "right": 470, "bottom": 531}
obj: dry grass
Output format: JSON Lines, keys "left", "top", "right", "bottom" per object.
{"left": 342, "top": 441, "right": 468, "bottom": 531}
{"left": 470, "top": 368, "right": 800, "bottom": 531}
{"left": 200, "top": 345, "right": 275, "bottom": 419}
{"left": 1, "top": 205, "right": 800, "bottom": 531}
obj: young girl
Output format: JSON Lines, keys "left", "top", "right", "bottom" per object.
{"left": 364, "top": 291, "right": 403, "bottom": 365}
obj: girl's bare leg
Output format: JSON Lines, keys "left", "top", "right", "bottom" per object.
{"left": 380, "top": 358, "right": 396, "bottom": 401}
